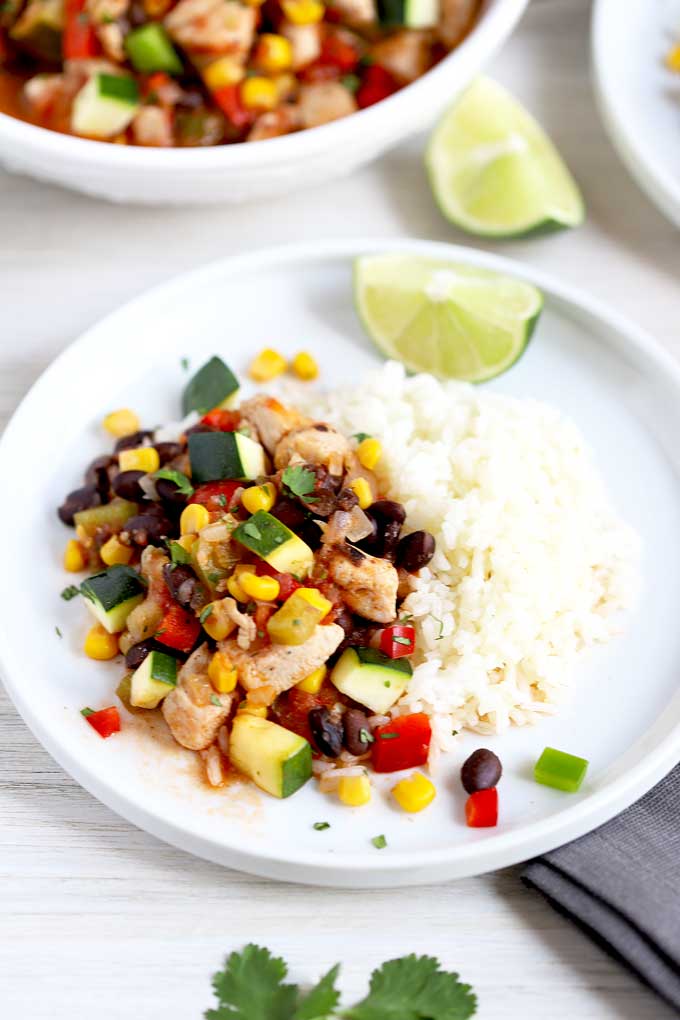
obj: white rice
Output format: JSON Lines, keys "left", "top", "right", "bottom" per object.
{"left": 291, "top": 362, "right": 640, "bottom": 755}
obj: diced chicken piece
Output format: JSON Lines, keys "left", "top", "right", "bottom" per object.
{"left": 280, "top": 20, "right": 321, "bottom": 70}
{"left": 326, "top": 0, "right": 375, "bottom": 28}
{"left": 23, "top": 72, "right": 67, "bottom": 115}
{"left": 328, "top": 548, "right": 398, "bottom": 623}
{"left": 370, "top": 29, "right": 432, "bottom": 84}
{"left": 220, "top": 623, "right": 344, "bottom": 706}
{"left": 132, "top": 105, "right": 174, "bottom": 147}
{"left": 239, "top": 395, "right": 311, "bottom": 455}
{"left": 247, "top": 104, "right": 301, "bottom": 142}
{"left": 297, "top": 81, "right": 357, "bottom": 129}
{"left": 119, "top": 546, "right": 169, "bottom": 652}
{"left": 437, "top": 0, "right": 479, "bottom": 49}
{"left": 162, "top": 644, "right": 233, "bottom": 750}
{"left": 274, "top": 424, "right": 352, "bottom": 476}
{"left": 164, "top": 0, "right": 256, "bottom": 56}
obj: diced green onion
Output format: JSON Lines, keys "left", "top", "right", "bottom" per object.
{"left": 534, "top": 746, "right": 589, "bottom": 793}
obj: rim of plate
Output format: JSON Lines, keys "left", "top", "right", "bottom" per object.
{"left": 2, "top": 237, "right": 680, "bottom": 883}
{"left": 591, "top": 0, "right": 680, "bottom": 228}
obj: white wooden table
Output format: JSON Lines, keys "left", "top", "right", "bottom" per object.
{"left": 1, "top": 1, "right": 678, "bottom": 1016}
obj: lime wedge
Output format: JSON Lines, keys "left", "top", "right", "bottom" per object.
{"left": 354, "top": 254, "right": 543, "bottom": 383}
{"left": 426, "top": 77, "right": 585, "bottom": 238}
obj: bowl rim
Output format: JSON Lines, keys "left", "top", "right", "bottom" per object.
{"left": 0, "top": 0, "right": 529, "bottom": 170}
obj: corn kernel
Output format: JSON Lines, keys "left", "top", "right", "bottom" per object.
{"left": 255, "top": 33, "right": 293, "bottom": 73}
{"left": 84, "top": 624, "right": 119, "bottom": 661}
{"left": 203, "top": 55, "right": 246, "bottom": 91}
{"left": 241, "top": 482, "right": 276, "bottom": 515}
{"left": 208, "top": 651, "right": 239, "bottom": 693}
{"left": 118, "top": 446, "right": 160, "bottom": 474}
{"left": 238, "top": 701, "right": 268, "bottom": 717}
{"left": 666, "top": 43, "right": 680, "bottom": 72}
{"left": 100, "top": 535, "right": 133, "bottom": 566}
{"left": 176, "top": 533, "right": 197, "bottom": 555}
{"left": 338, "top": 774, "right": 371, "bottom": 807}
{"left": 102, "top": 408, "right": 140, "bottom": 438}
{"left": 296, "top": 587, "right": 332, "bottom": 618}
{"left": 202, "top": 601, "right": 232, "bottom": 641}
{"left": 296, "top": 664, "right": 327, "bottom": 694}
{"left": 227, "top": 574, "right": 247, "bottom": 602}
{"left": 357, "top": 437, "right": 382, "bottom": 471}
{"left": 350, "top": 477, "right": 372, "bottom": 510}
{"left": 291, "top": 351, "right": 319, "bottom": 381}
{"left": 249, "top": 347, "right": 288, "bottom": 381}
{"left": 240, "top": 571, "right": 280, "bottom": 601}
{"left": 64, "top": 538, "right": 86, "bottom": 573}
{"left": 180, "top": 502, "right": 211, "bottom": 535}
{"left": 392, "top": 772, "right": 436, "bottom": 813}
{"left": 241, "top": 76, "right": 279, "bottom": 111}
{"left": 281, "top": 0, "right": 324, "bottom": 24}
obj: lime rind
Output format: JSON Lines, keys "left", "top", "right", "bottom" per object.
{"left": 354, "top": 254, "right": 543, "bottom": 384}
{"left": 426, "top": 77, "right": 585, "bottom": 239}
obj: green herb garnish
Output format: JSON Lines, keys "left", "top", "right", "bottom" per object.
{"left": 217, "top": 493, "right": 227, "bottom": 507}
{"left": 154, "top": 468, "right": 194, "bottom": 496}
{"left": 379, "top": 732, "right": 399, "bottom": 740}
{"left": 60, "top": 585, "right": 80, "bottom": 601}
{"left": 371, "top": 834, "right": 387, "bottom": 850}
{"left": 168, "top": 540, "right": 192, "bottom": 565}
{"left": 313, "top": 821, "right": 331, "bottom": 831}
{"left": 393, "top": 635, "right": 411, "bottom": 646}
{"left": 210, "top": 694, "right": 222, "bottom": 707}
{"left": 55, "top": 626, "right": 62, "bottom": 638}
{"left": 80, "top": 707, "right": 94, "bottom": 718}
{"left": 200, "top": 605, "right": 214, "bottom": 624}
{"left": 341, "top": 73, "right": 360, "bottom": 93}
{"left": 353, "top": 431, "right": 371, "bottom": 443}
{"left": 242, "top": 521, "right": 262, "bottom": 541}
{"left": 359, "top": 728, "right": 374, "bottom": 745}
{"left": 282, "top": 465, "right": 317, "bottom": 502}
{"left": 180, "top": 357, "right": 190, "bottom": 372}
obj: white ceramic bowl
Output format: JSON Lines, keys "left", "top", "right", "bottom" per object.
{"left": 0, "top": 0, "right": 528, "bottom": 204}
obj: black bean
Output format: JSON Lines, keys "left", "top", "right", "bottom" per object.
{"left": 308, "top": 707, "right": 343, "bottom": 758}
{"left": 57, "top": 485, "right": 101, "bottom": 526}
{"left": 123, "top": 510, "right": 172, "bottom": 547}
{"left": 156, "top": 477, "right": 188, "bottom": 516}
{"left": 176, "top": 88, "right": 205, "bottom": 112}
{"left": 396, "top": 531, "right": 436, "bottom": 573}
{"left": 270, "top": 498, "right": 321, "bottom": 550}
{"left": 343, "top": 709, "right": 372, "bottom": 756}
{"left": 85, "top": 455, "right": 117, "bottom": 498}
{"left": 334, "top": 612, "right": 373, "bottom": 656}
{"left": 112, "top": 470, "right": 146, "bottom": 502}
{"left": 114, "top": 430, "right": 154, "bottom": 453}
{"left": 336, "top": 487, "right": 359, "bottom": 513}
{"left": 461, "top": 748, "right": 502, "bottom": 794}
{"left": 155, "top": 441, "right": 184, "bottom": 464}
{"left": 370, "top": 500, "right": 407, "bottom": 525}
{"left": 162, "top": 563, "right": 206, "bottom": 612}
{"left": 125, "top": 640, "right": 156, "bottom": 670}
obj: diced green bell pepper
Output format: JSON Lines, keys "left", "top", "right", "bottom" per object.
{"left": 534, "top": 746, "right": 589, "bottom": 793}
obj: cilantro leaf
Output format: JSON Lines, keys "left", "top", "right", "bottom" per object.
{"left": 282, "top": 465, "right": 317, "bottom": 502}
{"left": 210, "top": 694, "right": 222, "bottom": 707}
{"left": 242, "top": 521, "right": 262, "bottom": 541}
{"left": 206, "top": 944, "right": 298, "bottom": 1020}
{"left": 200, "top": 605, "right": 214, "bottom": 624}
{"left": 294, "top": 964, "right": 341, "bottom": 1020}
{"left": 345, "top": 955, "right": 476, "bottom": 1020}
{"left": 168, "top": 541, "right": 191, "bottom": 565}
{"left": 60, "top": 585, "right": 80, "bottom": 601}
{"left": 155, "top": 468, "right": 194, "bottom": 497}
{"left": 353, "top": 432, "right": 371, "bottom": 443}
{"left": 371, "top": 835, "right": 387, "bottom": 850}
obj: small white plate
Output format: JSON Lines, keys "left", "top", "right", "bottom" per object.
{"left": 1, "top": 238, "right": 680, "bottom": 888}
{"left": 592, "top": 0, "right": 680, "bottom": 227}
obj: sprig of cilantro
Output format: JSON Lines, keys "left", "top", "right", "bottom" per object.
{"left": 205, "top": 945, "right": 476, "bottom": 1020}
{"left": 154, "top": 468, "right": 194, "bottom": 497}
{"left": 168, "top": 540, "right": 192, "bottom": 566}
{"left": 282, "top": 465, "right": 317, "bottom": 503}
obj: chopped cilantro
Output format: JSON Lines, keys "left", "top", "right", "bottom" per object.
{"left": 282, "top": 465, "right": 317, "bottom": 502}
{"left": 80, "top": 707, "right": 94, "bottom": 718}
{"left": 168, "top": 541, "right": 191, "bottom": 565}
{"left": 313, "top": 821, "right": 330, "bottom": 831}
{"left": 199, "top": 605, "right": 214, "bottom": 624}
{"left": 207, "top": 571, "right": 221, "bottom": 584}
{"left": 393, "top": 635, "right": 411, "bottom": 646}
{"left": 341, "top": 73, "right": 360, "bottom": 93}
{"left": 154, "top": 468, "right": 194, "bottom": 497}
{"left": 60, "top": 585, "right": 80, "bottom": 601}
{"left": 256, "top": 630, "right": 265, "bottom": 639}
{"left": 210, "top": 694, "right": 222, "bottom": 707}
{"left": 379, "top": 732, "right": 399, "bottom": 740}
{"left": 371, "top": 834, "right": 387, "bottom": 850}
{"left": 431, "top": 614, "right": 445, "bottom": 640}
{"left": 384, "top": 680, "right": 391, "bottom": 688}
{"left": 180, "top": 357, "right": 190, "bottom": 372}
{"left": 55, "top": 626, "right": 62, "bottom": 638}
{"left": 359, "top": 728, "right": 374, "bottom": 745}
{"left": 216, "top": 493, "right": 227, "bottom": 507}
{"left": 353, "top": 431, "right": 371, "bottom": 443}
{"left": 242, "top": 520, "right": 262, "bottom": 541}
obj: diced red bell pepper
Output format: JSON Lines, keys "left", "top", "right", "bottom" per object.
{"left": 191, "top": 480, "right": 242, "bottom": 513}
{"left": 82, "top": 706, "right": 121, "bottom": 739}
{"left": 212, "top": 84, "right": 255, "bottom": 128}
{"left": 156, "top": 604, "right": 201, "bottom": 653}
{"left": 201, "top": 408, "right": 241, "bottom": 431}
{"left": 357, "top": 65, "right": 398, "bottom": 109}
{"left": 371, "top": 713, "right": 431, "bottom": 773}
{"left": 319, "top": 32, "right": 360, "bottom": 72}
{"left": 63, "top": 0, "right": 99, "bottom": 60}
{"left": 379, "top": 624, "right": 415, "bottom": 659}
{"left": 255, "top": 562, "right": 302, "bottom": 601}
{"left": 465, "top": 788, "right": 498, "bottom": 828}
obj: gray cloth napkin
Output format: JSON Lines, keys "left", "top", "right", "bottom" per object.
{"left": 522, "top": 764, "right": 680, "bottom": 1011}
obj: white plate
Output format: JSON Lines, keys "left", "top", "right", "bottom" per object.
{"left": 2, "top": 238, "right": 680, "bottom": 888}
{"left": 592, "top": 0, "right": 680, "bottom": 227}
